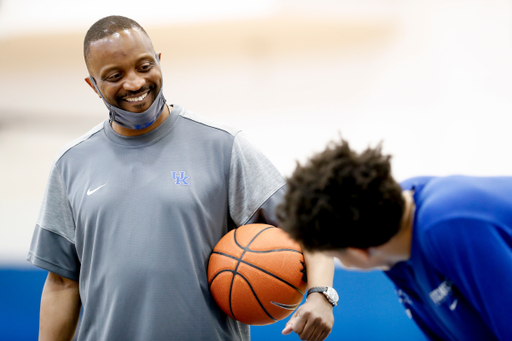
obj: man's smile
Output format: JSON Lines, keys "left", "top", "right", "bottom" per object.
{"left": 123, "top": 89, "right": 150, "bottom": 103}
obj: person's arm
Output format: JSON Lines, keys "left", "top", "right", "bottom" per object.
{"left": 282, "top": 251, "right": 335, "bottom": 341}
{"left": 40, "top": 272, "right": 81, "bottom": 341}
{"left": 227, "top": 133, "right": 335, "bottom": 340}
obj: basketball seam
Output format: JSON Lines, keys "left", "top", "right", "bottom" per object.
{"left": 233, "top": 225, "right": 275, "bottom": 250}
{"left": 228, "top": 226, "right": 277, "bottom": 322}
{"left": 212, "top": 251, "right": 305, "bottom": 296}
{"left": 242, "top": 248, "right": 302, "bottom": 254}
{"left": 208, "top": 269, "right": 232, "bottom": 288}
{"left": 209, "top": 269, "right": 278, "bottom": 323}
{"left": 230, "top": 225, "right": 300, "bottom": 255}
{"left": 236, "top": 272, "right": 277, "bottom": 323}
{"left": 233, "top": 226, "right": 304, "bottom": 294}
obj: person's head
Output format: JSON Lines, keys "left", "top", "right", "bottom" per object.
{"left": 84, "top": 15, "right": 162, "bottom": 113}
{"left": 278, "top": 139, "right": 405, "bottom": 269}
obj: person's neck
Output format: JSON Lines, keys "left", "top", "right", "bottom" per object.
{"left": 371, "top": 190, "right": 415, "bottom": 269}
{"left": 394, "top": 190, "right": 415, "bottom": 261}
{"left": 112, "top": 104, "right": 171, "bottom": 137}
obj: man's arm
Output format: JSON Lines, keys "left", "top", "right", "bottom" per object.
{"left": 40, "top": 272, "right": 81, "bottom": 341}
{"left": 282, "top": 251, "right": 335, "bottom": 341}
{"left": 226, "top": 133, "right": 335, "bottom": 339}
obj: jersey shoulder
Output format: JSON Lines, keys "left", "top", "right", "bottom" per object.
{"left": 53, "top": 121, "right": 105, "bottom": 164}
{"left": 180, "top": 108, "right": 240, "bottom": 137}
{"left": 414, "top": 175, "right": 512, "bottom": 235}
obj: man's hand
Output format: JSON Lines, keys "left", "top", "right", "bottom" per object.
{"left": 282, "top": 292, "right": 334, "bottom": 341}
{"left": 282, "top": 251, "right": 335, "bottom": 340}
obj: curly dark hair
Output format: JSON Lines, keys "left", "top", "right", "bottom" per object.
{"left": 84, "top": 15, "right": 150, "bottom": 64}
{"left": 277, "top": 139, "right": 405, "bottom": 251}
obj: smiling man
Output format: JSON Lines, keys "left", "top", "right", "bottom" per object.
{"left": 84, "top": 25, "right": 168, "bottom": 134}
{"left": 27, "top": 16, "right": 334, "bottom": 341}
{"left": 278, "top": 139, "right": 512, "bottom": 341}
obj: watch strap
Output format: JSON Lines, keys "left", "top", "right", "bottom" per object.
{"left": 307, "top": 286, "right": 338, "bottom": 306}
{"left": 307, "top": 287, "right": 328, "bottom": 296}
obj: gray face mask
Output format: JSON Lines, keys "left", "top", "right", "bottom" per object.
{"left": 88, "top": 56, "right": 167, "bottom": 130}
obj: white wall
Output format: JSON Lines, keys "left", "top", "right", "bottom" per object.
{"left": 0, "top": 0, "right": 278, "bottom": 38}
{"left": 1, "top": 0, "right": 512, "bottom": 263}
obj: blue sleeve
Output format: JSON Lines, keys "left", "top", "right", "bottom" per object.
{"left": 422, "top": 219, "right": 512, "bottom": 340}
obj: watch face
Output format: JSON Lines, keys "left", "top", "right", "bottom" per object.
{"left": 326, "top": 287, "right": 339, "bottom": 303}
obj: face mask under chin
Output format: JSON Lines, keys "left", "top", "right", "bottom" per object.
{"left": 89, "top": 77, "right": 167, "bottom": 130}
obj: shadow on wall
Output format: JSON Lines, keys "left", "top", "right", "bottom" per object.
{"left": 0, "top": 267, "right": 426, "bottom": 341}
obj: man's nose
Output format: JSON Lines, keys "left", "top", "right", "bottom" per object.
{"left": 123, "top": 71, "right": 145, "bottom": 91}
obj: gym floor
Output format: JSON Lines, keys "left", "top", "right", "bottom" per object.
{"left": 0, "top": 267, "right": 426, "bottom": 340}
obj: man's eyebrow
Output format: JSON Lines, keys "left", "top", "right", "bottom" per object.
{"left": 134, "top": 54, "right": 156, "bottom": 63}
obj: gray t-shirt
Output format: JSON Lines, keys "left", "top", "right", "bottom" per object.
{"left": 27, "top": 105, "right": 286, "bottom": 341}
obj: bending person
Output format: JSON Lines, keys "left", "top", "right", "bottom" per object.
{"left": 279, "top": 138, "right": 512, "bottom": 341}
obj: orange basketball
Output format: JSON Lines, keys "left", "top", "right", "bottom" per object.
{"left": 208, "top": 223, "right": 307, "bottom": 325}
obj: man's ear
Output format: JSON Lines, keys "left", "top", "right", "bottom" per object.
{"left": 85, "top": 77, "right": 101, "bottom": 98}
{"left": 157, "top": 52, "right": 161, "bottom": 61}
{"left": 346, "top": 247, "right": 371, "bottom": 263}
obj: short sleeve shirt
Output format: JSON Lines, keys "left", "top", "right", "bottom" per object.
{"left": 27, "top": 105, "right": 286, "bottom": 341}
{"left": 386, "top": 176, "right": 512, "bottom": 341}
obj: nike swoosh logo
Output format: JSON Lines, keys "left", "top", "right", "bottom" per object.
{"left": 449, "top": 299, "right": 458, "bottom": 311}
{"left": 87, "top": 184, "right": 106, "bottom": 196}
{"left": 270, "top": 301, "right": 301, "bottom": 310}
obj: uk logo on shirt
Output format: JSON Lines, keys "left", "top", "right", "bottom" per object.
{"left": 172, "top": 171, "right": 190, "bottom": 185}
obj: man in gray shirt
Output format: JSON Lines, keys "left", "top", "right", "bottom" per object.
{"left": 28, "top": 16, "right": 335, "bottom": 341}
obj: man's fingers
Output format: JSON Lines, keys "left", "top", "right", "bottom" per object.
{"left": 282, "top": 310, "right": 299, "bottom": 335}
{"left": 282, "top": 323, "right": 293, "bottom": 335}
{"left": 297, "top": 313, "right": 333, "bottom": 341}
{"left": 283, "top": 307, "right": 333, "bottom": 340}
{"left": 318, "top": 330, "right": 330, "bottom": 341}
{"left": 290, "top": 312, "right": 308, "bottom": 337}
{"left": 307, "top": 326, "right": 324, "bottom": 341}
{"left": 308, "top": 328, "right": 330, "bottom": 341}
{"left": 309, "top": 319, "right": 331, "bottom": 341}
{"left": 297, "top": 318, "right": 315, "bottom": 340}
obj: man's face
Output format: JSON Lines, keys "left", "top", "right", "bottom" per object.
{"left": 86, "top": 28, "right": 162, "bottom": 113}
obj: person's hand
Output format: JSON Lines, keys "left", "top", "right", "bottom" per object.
{"left": 282, "top": 293, "right": 334, "bottom": 341}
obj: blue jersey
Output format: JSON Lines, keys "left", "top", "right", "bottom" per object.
{"left": 385, "top": 176, "right": 512, "bottom": 341}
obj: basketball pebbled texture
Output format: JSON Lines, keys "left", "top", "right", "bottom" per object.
{"left": 208, "top": 223, "right": 307, "bottom": 325}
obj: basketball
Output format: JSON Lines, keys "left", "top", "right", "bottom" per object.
{"left": 208, "top": 223, "right": 307, "bottom": 325}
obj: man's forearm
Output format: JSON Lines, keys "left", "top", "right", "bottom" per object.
{"left": 280, "top": 250, "right": 335, "bottom": 340}
{"left": 304, "top": 250, "right": 335, "bottom": 288}
{"left": 40, "top": 272, "right": 81, "bottom": 341}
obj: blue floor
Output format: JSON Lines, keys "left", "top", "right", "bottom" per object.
{"left": 252, "top": 270, "right": 427, "bottom": 340}
{"left": 0, "top": 266, "right": 426, "bottom": 341}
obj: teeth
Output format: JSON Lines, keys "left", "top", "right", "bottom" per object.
{"left": 125, "top": 92, "right": 148, "bottom": 102}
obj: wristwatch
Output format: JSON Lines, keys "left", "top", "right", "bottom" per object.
{"left": 307, "top": 287, "right": 339, "bottom": 307}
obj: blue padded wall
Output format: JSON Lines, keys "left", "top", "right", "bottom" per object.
{"left": 0, "top": 267, "right": 426, "bottom": 341}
